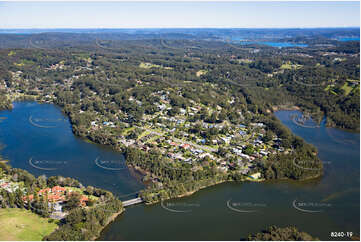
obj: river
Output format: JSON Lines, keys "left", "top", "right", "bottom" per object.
{"left": 0, "top": 103, "right": 359, "bottom": 240}
{"left": 0, "top": 102, "right": 144, "bottom": 198}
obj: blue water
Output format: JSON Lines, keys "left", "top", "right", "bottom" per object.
{"left": 337, "top": 37, "right": 360, "bottom": 42}
{"left": 240, "top": 41, "right": 308, "bottom": 48}
{"left": 0, "top": 103, "right": 359, "bottom": 240}
{"left": 0, "top": 101, "right": 144, "bottom": 198}
{"left": 99, "top": 110, "right": 360, "bottom": 240}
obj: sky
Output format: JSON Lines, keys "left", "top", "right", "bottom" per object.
{"left": 0, "top": 1, "right": 359, "bottom": 29}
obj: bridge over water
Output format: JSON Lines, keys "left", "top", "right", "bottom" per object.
{"left": 122, "top": 197, "right": 144, "bottom": 207}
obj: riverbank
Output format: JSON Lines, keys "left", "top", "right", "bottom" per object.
{"left": 140, "top": 172, "right": 318, "bottom": 206}
{"left": 0, "top": 156, "right": 8, "bottom": 163}
{"left": 91, "top": 208, "right": 124, "bottom": 241}
{"left": 273, "top": 104, "right": 359, "bottom": 132}
{"left": 98, "top": 107, "right": 359, "bottom": 240}
{"left": 1, "top": 101, "right": 358, "bottom": 240}
{"left": 127, "top": 150, "right": 322, "bottom": 205}
{"left": 272, "top": 105, "right": 300, "bottom": 111}
{"left": 144, "top": 179, "right": 230, "bottom": 205}
{"left": 129, "top": 165, "right": 319, "bottom": 207}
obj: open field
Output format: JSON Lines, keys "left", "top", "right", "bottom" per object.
{"left": 280, "top": 62, "right": 302, "bottom": 69}
{"left": 341, "top": 82, "right": 354, "bottom": 95}
{"left": 0, "top": 208, "right": 58, "bottom": 241}
{"left": 196, "top": 70, "right": 208, "bottom": 76}
{"left": 139, "top": 62, "right": 173, "bottom": 70}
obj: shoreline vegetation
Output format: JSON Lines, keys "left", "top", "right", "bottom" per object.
{"left": 3, "top": 33, "right": 357, "bottom": 238}
{"left": 272, "top": 105, "right": 358, "bottom": 133}
{"left": 124, "top": 142, "right": 322, "bottom": 205}
{"left": 0, "top": 157, "right": 8, "bottom": 163}
{"left": 89, "top": 208, "right": 124, "bottom": 241}
{"left": 65, "top": 102, "right": 322, "bottom": 203}
{"left": 0, "top": 161, "right": 123, "bottom": 241}
{"left": 245, "top": 226, "right": 320, "bottom": 241}
{"left": 0, "top": 99, "right": 324, "bottom": 240}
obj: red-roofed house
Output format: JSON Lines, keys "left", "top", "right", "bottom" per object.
{"left": 181, "top": 144, "right": 191, "bottom": 149}
{"left": 48, "top": 194, "right": 66, "bottom": 203}
{"left": 52, "top": 186, "right": 66, "bottom": 193}
{"left": 22, "top": 194, "right": 34, "bottom": 202}
{"left": 38, "top": 188, "right": 51, "bottom": 195}
{"left": 80, "top": 195, "right": 89, "bottom": 207}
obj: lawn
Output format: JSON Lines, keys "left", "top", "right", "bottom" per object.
{"left": 324, "top": 85, "right": 331, "bottom": 91}
{"left": 0, "top": 208, "right": 58, "bottom": 241}
{"left": 145, "top": 135, "right": 161, "bottom": 144}
{"left": 64, "top": 186, "right": 98, "bottom": 201}
{"left": 352, "top": 85, "right": 360, "bottom": 94}
{"left": 341, "top": 82, "right": 353, "bottom": 96}
{"left": 8, "top": 51, "right": 15, "bottom": 56}
{"left": 72, "top": 53, "right": 90, "bottom": 59}
{"left": 139, "top": 62, "right": 161, "bottom": 69}
{"left": 137, "top": 130, "right": 151, "bottom": 140}
{"left": 196, "top": 70, "right": 208, "bottom": 77}
{"left": 13, "top": 59, "right": 35, "bottom": 67}
{"left": 238, "top": 59, "right": 253, "bottom": 64}
{"left": 139, "top": 62, "right": 173, "bottom": 70}
{"left": 121, "top": 127, "right": 135, "bottom": 136}
{"left": 280, "top": 62, "right": 302, "bottom": 70}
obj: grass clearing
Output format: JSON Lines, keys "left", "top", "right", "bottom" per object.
{"left": 330, "top": 90, "right": 338, "bottom": 95}
{"left": 0, "top": 208, "right": 57, "bottom": 241}
{"left": 238, "top": 59, "right": 253, "bottom": 64}
{"left": 137, "top": 130, "right": 151, "bottom": 140}
{"left": 315, "top": 63, "right": 322, "bottom": 67}
{"left": 72, "top": 53, "right": 90, "bottom": 59}
{"left": 352, "top": 85, "right": 360, "bottom": 94}
{"left": 347, "top": 79, "right": 359, "bottom": 83}
{"left": 139, "top": 62, "right": 173, "bottom": 70}
{"left": 64, "top": 186, "right": 98, "bottom": 201}
{"left": 280, "top": 62, "right": 302, "bottom": 70}
{"left": 324, "top": 85, "right": 332, "bottom": 91}
{"left": 14, "top": 59, "right": 35, "bottom": 67}
{"left": 196, "top": 70, "right": 208, "bottom": 77}
{"left": 341, "top": 82, "right": 353, "bottom": 96}
{"left": 145, "top": 135, "right": 161, "bottom": 144}
{"left": 121, "top": 127, "right": 135, "bottom": 136}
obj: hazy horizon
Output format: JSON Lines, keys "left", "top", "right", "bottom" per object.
{"left": 0, "top": 1, "right": 359, "bottom": 29}
{"left": 0, "top": 27, "right": 360, "bottom": 29}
